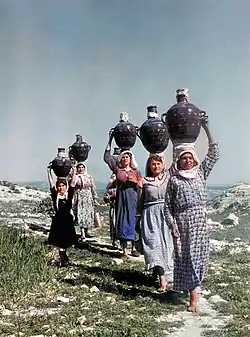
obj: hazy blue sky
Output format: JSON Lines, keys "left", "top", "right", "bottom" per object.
{"left": 1, "top": 0, "right": 250, "bottom": 184}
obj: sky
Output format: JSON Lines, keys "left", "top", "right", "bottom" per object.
{"left": 1, "top": 0, "right": 250, "bottom": 185}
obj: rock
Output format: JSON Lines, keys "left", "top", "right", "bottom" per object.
{"left": 56, "top": 296, "right": 71, "bottom": 303}
{"left": 1, "top": 308, "right": 13, "bottom": 316}
{"left": 208, "top": 295, "right": 227, "bottom": 304}
{"left": 221, "top": 213, "right": 239, "bottom": 226}
{"left": 77, "top": 315, "right": 87, "bottom": 325}
{"left": 90, "top": 286, "right": 100, "bottom": 293}
{"left": 112, "top": 258, "right": 124, "bottom": 265}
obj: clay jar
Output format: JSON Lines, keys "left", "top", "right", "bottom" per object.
{"left": 137, "top": 106, "right": 169, "bottom": 153}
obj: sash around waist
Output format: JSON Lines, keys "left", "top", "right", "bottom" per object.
{"left": 143, "top": 199, "right": 165, "bottom": 207}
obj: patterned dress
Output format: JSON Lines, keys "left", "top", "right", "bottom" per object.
{"left": 104, "top": 150, "right": 142, "bottom": 241}
{"left": 73, "top": 174, "right": 98, "bottom": 229}
{"left": 140, "top": 173, "right": 174, "bottom": 280}
{"left": 164, "top": 143, "right": 219, "bottom": 292}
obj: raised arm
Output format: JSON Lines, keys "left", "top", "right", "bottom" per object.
{"left": 103, "top": 133, "right": 117, "bottom": 172}
{"left": 69, "top": 165, "right": 77, "bottom": 188}
{"left": 200, "top": 113, "right": 219, "bottom": 180}
{"left": 47, "top": 166, "right": 55, "bottom": 189}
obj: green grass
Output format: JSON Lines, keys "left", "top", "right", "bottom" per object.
{"left": 0, "top": 227, "right": 185, "bottom": 337}
{"left": 204, "top": 251, "right": 250, "bottom": 337}
{"left": 0, "top": 221, "right": 249, "bottom": 337}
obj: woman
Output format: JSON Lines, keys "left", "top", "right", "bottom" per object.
{"left": 137, "top": 154, "right": 174, "bottom": 292}
{"left": 73, "top": 162, "right": 98, "bottom": 242}
{"left": 104, "top": 135, "right": 142, "bottom": 257}
{"left": 164, "top": 114, "right": 219, "bottom": 312}
{"left": 104, "top": 173, "right": 118, "bottom": 247}
{"left": 47, "top": 166, "right": 77, "bottom": 267}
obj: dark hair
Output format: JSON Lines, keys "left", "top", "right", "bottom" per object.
{"left": 145, "top": 155, "right": 164, "bottom": 177}
{"left": 56, "top": 178, "right": 67, "bottom": 188}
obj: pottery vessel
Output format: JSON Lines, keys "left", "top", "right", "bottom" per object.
{"left": 110, "top": 112, "right": 137, "bottom": 151}
{"left": 50, "top": 148, "right": 72, "bottom": 178}
{"left": 137, "top": 106, "right": 169, "bottom": 153}
{"left": 161, "top": 88, "right": 202, "bottom": 143}
{"left": 69, "top": 134, "right": 91, "bottom": 163}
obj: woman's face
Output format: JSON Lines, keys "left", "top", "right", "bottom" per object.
{"left": 150, "top": 159, "right": 163, "bottom": 176}
{"left": 57, "top": 182, "right": 67, "bottom": 195}
{"left": 77, "top": 164, "right": 85, "bottom": 174}
{"left": 179, "top": 152, "right": 195, "bottom": 170}
{"left": 120, "top": 153, "right": 131, "bottom": 167}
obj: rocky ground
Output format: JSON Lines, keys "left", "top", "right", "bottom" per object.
{"left": 0, "top": 182, "right": 249, "bottom": 337}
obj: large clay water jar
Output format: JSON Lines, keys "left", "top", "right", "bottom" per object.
{"left": 110, "top": 112, "right": 137, "bottom": 151}
{"left": 137, "top": 106, "right": 169, "bottom": 153}
{"left": 161, "top": 88, "right": 202, "bottom": 143}
{"left": 50, "top": 148, "right": 72, "bottom": 178}
{"left": 69, "top": 134, "right": 91, "bottom": 163}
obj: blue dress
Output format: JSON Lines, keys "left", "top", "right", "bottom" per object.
{"left": 104, "top": 150, "right": 141, "bottom": 241}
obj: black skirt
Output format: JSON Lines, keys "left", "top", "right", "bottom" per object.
{"left": 48, "top": 213, "right": 77, "bottom": 249}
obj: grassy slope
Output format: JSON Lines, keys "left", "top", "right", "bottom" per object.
{"left": 0, "top": 217, "right": 249, "bottom": 336}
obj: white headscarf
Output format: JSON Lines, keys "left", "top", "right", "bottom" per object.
{"left": 173, "top": 143, "right": 200, "bottom": 179}
{"left": 76, "top": 162, "right": 89, "bottom": 185}
{"left": 118, "top": 150, "right": 138, "bottom": 169}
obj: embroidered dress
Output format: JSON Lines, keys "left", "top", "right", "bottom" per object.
{"left": 73, "top": 173, "right": 98, "bottom": 230}
{"left": 48, "top": 186, "right": 77, "bottom": 249}
{"left": 164, "top": 143, "right": 219, "bottom": 292}
{"left": 104, "top": 150, "right": 142, "bottom": 241}
{"left": 141, "top": 173, "right": 174, "bottom": 280}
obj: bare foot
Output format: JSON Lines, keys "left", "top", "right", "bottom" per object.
{"left": 157, "top": 287, "right": 166, "bottom": 293}
{"left": 187, "top": 301, "right": 197, "bottom": 312}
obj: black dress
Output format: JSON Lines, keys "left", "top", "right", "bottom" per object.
{"left": 48, "top": 186, "right": 77, "bottom": 249}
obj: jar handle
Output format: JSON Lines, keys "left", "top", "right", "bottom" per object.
{"left": 135, "top": 126, "right": 141, "bottom": 139}
{"left": 161, "top": 112, "right": 167, "bottom": 125}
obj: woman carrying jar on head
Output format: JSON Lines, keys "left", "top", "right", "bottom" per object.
{"left": 164, "top": 113, "right": 219, "bottom": 312}
{"left": 104, "top": 134, "right": 142, "bottom": 257}
{"left": 137, "top": 153, "right": 174, "bottom": 292}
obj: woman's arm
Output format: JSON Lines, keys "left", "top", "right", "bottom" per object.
{"left": 69, "top": 165, "right": 77, "bottom": 188}
{"left": 201, "top": 115, "right": 220, "bottom": 180}
{"left": 90, "top": 176, "right": 98, "bottom": 206}
{"left": 103, "top": 134, "right": 117, "bottom": 172}
{"left": 164, "top": 179, "right": 176, "bottom": 229}
{"left": 47, "top": 167, "right": 54, "bottom": 189}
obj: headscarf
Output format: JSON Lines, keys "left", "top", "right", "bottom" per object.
{"left": 76, "top": 162, "right": 89, "bottom": 187}
{"left": 173, "top": 143, "right": 200, "bottom": 179}
{"left": 118, "top": 150, "right": 138, "bottom": 169}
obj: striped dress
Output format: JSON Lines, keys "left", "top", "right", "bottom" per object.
{"left": 140, "top": 173, "right": 174, "bottom": 280}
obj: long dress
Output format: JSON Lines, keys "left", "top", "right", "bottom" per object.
{"left": 164, "top": 143, "right": 219, "bottom": 292}
{"left": 48, "top": 186, "right": 77, "bottom": 249}
{"left": 104, "top": 150, "right": 142, "bottom": 241}
{"left": 73, "top": 175, "right": 98, "bottom": 230}
{"left": 106, "top": 175, "right": 117, "bottom": 242}
{"left": 140, "top": 173, "right": 174, "bottom": 280}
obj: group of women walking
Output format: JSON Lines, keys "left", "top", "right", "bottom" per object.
{"left": 47, "top": 113, "right": 219, "bottom": 313}
{"left": 104, "top": 113, "right": 219, "bottom": 312}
